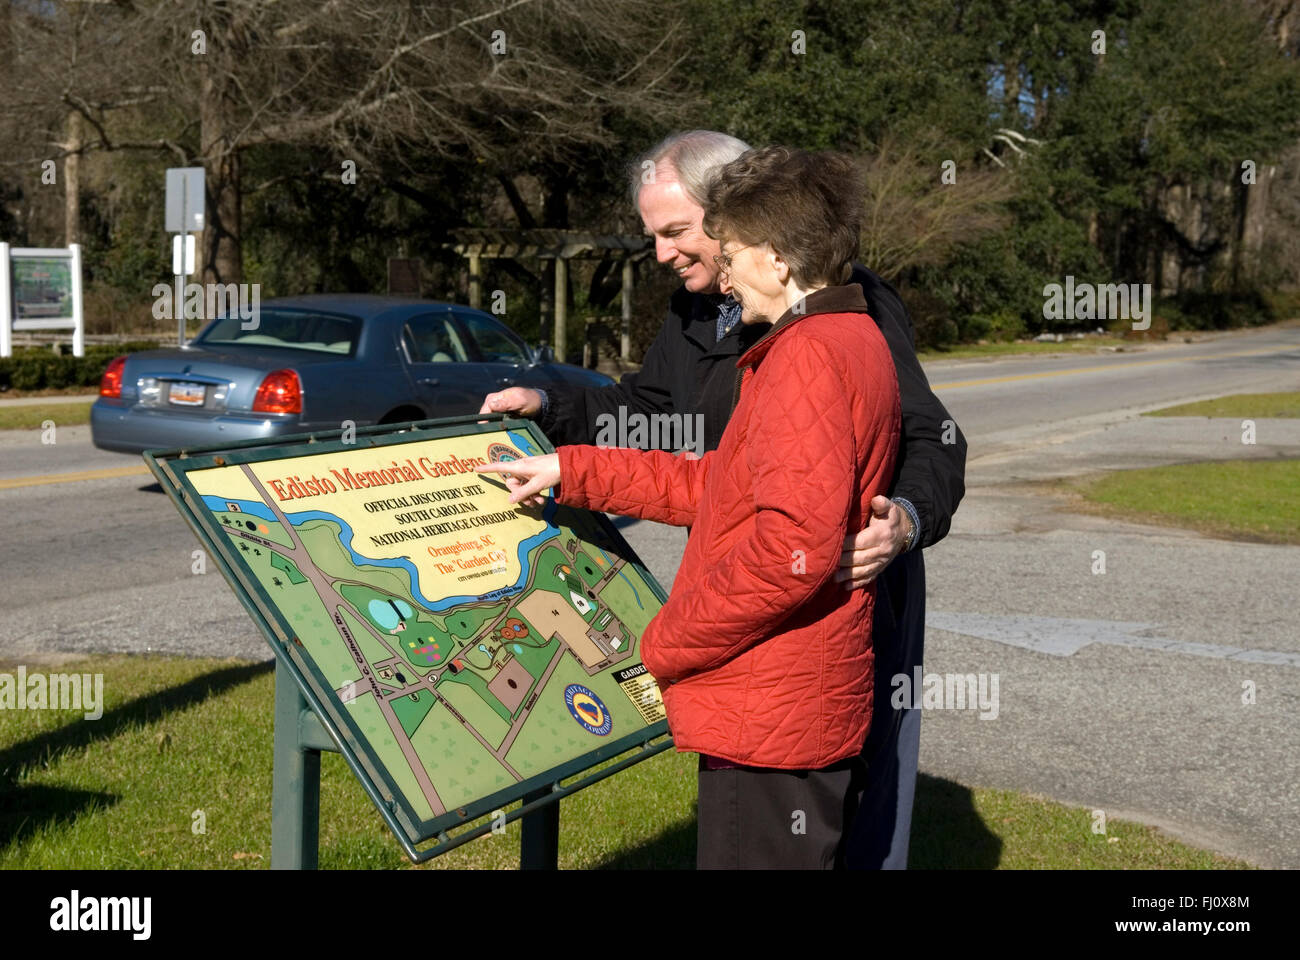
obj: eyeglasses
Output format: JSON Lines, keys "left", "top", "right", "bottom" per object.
{"left": 711, "top": 244, "right": 753, "bottom": 276}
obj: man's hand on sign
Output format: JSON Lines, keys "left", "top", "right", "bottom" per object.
{"left": 479, "top": 454, "right": 561, "bottom": 509}
{"left": 478, "top": 387, "right": 544, "bottom": 418}
{"left": 833, "top": 495, "right": 912, "bottom": 589}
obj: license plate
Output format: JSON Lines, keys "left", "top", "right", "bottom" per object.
{"left": 168, "top": 381, "right": 206, "bottom": 406}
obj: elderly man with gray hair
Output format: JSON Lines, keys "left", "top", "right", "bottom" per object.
{"left": 480, "top": 129, "right": 966, "bottom": 869}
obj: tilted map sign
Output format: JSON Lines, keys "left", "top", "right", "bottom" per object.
{"left": 148, "top": 419, "right": 668, "bottom": 848}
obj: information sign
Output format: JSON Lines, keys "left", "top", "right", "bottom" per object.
{"left": 147, "top": 417, "right": 669, "bottom": 848}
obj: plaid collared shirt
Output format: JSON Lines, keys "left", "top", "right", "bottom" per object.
{"left": 714, "top": 296, "right": 744, "bottom": 342}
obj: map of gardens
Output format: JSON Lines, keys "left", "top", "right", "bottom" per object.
{"left": 185, "top": 427, "right": 666, "bottom": 826}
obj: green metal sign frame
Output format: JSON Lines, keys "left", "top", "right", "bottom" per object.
{"left": 145, "top": 413, "right": 673, "bottom": 865}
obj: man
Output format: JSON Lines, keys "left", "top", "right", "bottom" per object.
{"left": 484, "top": 145, "right": 902, "bottom": 868}
{"left": 479, "top": 130, "right": 966, "bottom": 869}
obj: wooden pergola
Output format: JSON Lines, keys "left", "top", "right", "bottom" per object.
{"left": 446, "top": 228, "right": 652, "bottom": 362}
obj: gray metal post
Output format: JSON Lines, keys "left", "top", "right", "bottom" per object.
{"left": 271, "top": 658, "right": 321, "bottom": 870}
{"left": 175, "top": 267, "right": 185, "bottom": 347}
{"left": 176, "top": 197, "right": 185, "bottom": 348}
{"left": 519, "top": 785, "right": 560, "bottom": 869}
{"left": 166, "top": 167, "right": 204, "bottom": 345}
{"left": 269, "top": 655, "right": 568, "bottom": 869}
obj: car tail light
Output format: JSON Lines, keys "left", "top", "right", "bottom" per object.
{"left": 253, "top": 369, "right": 302, "bottom": 414}
{"left": 99, "top": 355, "right": 127, "bottom": 398}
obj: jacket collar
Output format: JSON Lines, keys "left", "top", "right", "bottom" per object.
{"left": 679, "top": 290, "right": 724, "bottom": 349}
{"left": 681, "top": 288, "right": 765, "bottom": 358}
{"left": 736, "top": 283, "right": 870, "bottom": 368}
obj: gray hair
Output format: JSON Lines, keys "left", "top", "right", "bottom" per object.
{"left": 629, "top": 130, "right": 753, "bottom": 207}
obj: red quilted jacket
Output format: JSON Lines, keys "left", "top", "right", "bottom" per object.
{"left": 555, "top": 283, "right": 901, "bottom": 769}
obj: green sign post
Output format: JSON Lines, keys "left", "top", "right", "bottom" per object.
{"left": 147, "top": 414, "right": 673, "bottom": 867}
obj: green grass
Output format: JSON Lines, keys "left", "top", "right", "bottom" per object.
{"left": 1143, "top": 392, "right": 1300, "bottom": 419}
{"left": 918, "top": 337, "right": 1129, "bottom": 361}
{"left": 1070, "top": 460, "right": 1300, "bottom": 545}
{"left": 0, "top": 654, "right": 1251, "bottom": 869}
{"left": 0, "top": 399, "right": 94, "bottom": 431}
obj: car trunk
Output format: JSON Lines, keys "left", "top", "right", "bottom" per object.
{"left": 118, "top": 345, "right": 337, "bottom": 415}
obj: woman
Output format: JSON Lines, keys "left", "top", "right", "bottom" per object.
{"left": 481, "top": 146, "right": 901, "bottom": 868}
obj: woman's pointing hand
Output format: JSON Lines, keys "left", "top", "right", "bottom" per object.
{"left": 478, "top": 454, "right": 561, "bottom": 508}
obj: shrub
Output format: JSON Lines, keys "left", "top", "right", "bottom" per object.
{"left": 1174, "top": 289, "right": 1274, "bottom": 330}
{"left": 963, "top": 310, "right": 1026, "bottom": 342}
{"left": 0, "top": 342, "right": 159, "bottom": 392}
{"left": 10, "top": 360, "right": 43, "bottom": 390}
{"left": 1264, "top": 289, "right": 1300, "bottom": 321}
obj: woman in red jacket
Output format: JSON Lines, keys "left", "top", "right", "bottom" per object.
{"left": 481, "top": 146, "right": 901, "bottom": 869}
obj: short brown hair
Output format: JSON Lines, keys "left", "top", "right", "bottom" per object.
{"left": 702, "top": 146, "right": 862, "bottom": 288}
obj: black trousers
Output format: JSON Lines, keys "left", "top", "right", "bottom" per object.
{"left": 844, "top": 548, "right": 926, "bottom": 869}
{"left": 695, "top": 754, "right": 869, "bottom": 869}
{"left": 693, "top": 549, "right": 926, "bottom": 870}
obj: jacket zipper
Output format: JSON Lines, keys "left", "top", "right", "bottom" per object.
{"left": 731, "top": 365, "right": 747, "bottom": 415}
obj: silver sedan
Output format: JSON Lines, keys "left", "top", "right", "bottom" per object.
{"left": 91, "top": 294, "right": 612, "bottom": 454}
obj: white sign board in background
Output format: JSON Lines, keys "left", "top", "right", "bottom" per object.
{"left": 171, "top": 235, "right": 196, "bottom": 276}
{"left": 0, "top": 243, "right": 84, "bottom": 358}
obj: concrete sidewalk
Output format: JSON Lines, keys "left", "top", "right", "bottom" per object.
{"left": 0, "top": 393, "right": 97, "bottom": 406}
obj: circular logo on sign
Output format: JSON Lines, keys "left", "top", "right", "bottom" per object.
{"left": 487, "top": 442, "right": 524, "bottom": 480}
{"left": 564, "top": 684, "right": 612, "bottom": 736}
{"left": 487, "top": 442, "right": 523, "bottom": 464}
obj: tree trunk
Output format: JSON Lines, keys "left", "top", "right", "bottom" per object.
{"left": 199, "top": 81, "right": 242, "bottom": 284}
{"left": 1238, "top": 160, "right": 1276, "bottom": 286}
{"left": 198, "top": 10, "right": 246, "bottom": 285}
{"left": 1003, "top": 59, "right": 1020, "bottom": 124}
{"left": 64, "top": 110, "right": 81, "bottom": 245}
{"left": 0, "top": 0, "right": 10, "bottom": 88}
{"left": 1159, "top": 181, "right": 1186, "bottom": 296}
{"left": 204, "top": 165, "right": 243, "bottom": 284}
{"left": 1241, "top": 1, "right": 1298, "bottom": 289}
{"left": 1181, "top": 183, "right": 1207, "bottom": 292}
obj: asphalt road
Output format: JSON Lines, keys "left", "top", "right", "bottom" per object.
{"left": 1, "top": 324, "right": 1297, "bottom": 866}
{"left": 920, "top": 326, "right": 1300, "bottom": 868}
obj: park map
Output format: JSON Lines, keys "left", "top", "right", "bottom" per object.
{"left": 183, "top": 426, "right": 666, "bottom": 827}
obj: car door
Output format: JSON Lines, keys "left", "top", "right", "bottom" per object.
{"left": 399, "top": 311, "right": 485, "bottom": 417}
{"left": 449, "top": 309, "right": 538, "bottom": 392}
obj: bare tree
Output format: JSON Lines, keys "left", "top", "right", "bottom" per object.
{"left": 1, "top": 0, "right": 692, "bottom": 282}
{"left": 858, "top": 134, "right": 1017, "bottom": 282}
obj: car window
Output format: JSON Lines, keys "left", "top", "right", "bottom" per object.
{"left": 198, "top": 308, "right": 361, "bottom": 355}
{"left": 403, "top": 314, "right": 470, "bottom": 363}
{"left": 455, "top": 312, "right": 529, "bottom": 364}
